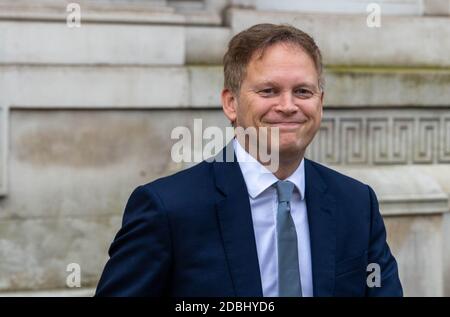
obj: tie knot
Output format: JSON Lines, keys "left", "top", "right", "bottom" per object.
{"left": 275, "top": 180, "right": 295, "bottom": 203}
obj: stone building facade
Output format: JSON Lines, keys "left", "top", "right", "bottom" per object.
{"left": 0, "top": 0, "right": 449, "bottom": 296}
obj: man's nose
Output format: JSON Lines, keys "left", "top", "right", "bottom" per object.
{"left": 275, "top": 92, "right": 298, "bottom": 114}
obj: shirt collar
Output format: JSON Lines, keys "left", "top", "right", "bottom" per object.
{"left": 233, "top": 138, "right": 305, "bottom": 200}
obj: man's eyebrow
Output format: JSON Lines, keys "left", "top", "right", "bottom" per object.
{"left": 254, "top": 80, "right": 279, "bottom": 88}
{"left": 294, "top": 83, "right": 320, "bottom": 91}
{"left": 255, "top": 80, "right": 319, "bottom": 90}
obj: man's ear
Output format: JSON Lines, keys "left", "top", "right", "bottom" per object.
{"left": 221, "top": 88, "right": 238, "bottom": 125}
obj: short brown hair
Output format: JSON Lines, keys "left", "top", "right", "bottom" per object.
{"left": 223, "top": 23, "right": 324, "bottom": 95}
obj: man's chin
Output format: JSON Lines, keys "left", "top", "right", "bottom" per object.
{"left": 277, "top": 142, "right": 304, "bottom": 158}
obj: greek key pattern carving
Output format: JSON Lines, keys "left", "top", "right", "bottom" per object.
{"left": 306, "top": 109, "right": 450, "bottom": 165}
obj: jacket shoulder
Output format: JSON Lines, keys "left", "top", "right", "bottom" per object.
{"left": 138, "top": 160, "right": 216, "bottom": 208}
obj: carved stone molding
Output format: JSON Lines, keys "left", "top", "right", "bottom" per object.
{"left": 306, "top": 108, "right": 450, "bottom": 165}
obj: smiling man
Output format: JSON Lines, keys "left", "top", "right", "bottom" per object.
{"left": 96, "top": 24, "right": 403, "bottom": 297}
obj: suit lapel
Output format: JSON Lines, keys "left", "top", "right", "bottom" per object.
{"left": 304, "top": 159, "right": 337, "bottom": 296}
{"left": 213, "top": 142, "right": 263, "bottom": 297}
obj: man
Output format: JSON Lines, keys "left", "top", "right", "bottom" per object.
{"left": 96, "top": 24, "right": 402, "bottom": 297}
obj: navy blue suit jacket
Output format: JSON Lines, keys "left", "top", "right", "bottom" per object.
{"left": 96, "top": 144, "right": 402, "bottom": 297}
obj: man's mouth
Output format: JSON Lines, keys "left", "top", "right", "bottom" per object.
{"left": 263, "top": 121, "right": 306, "bottom": 130}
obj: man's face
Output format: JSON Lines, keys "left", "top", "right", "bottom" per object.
{"left": 223, "top": 42, "right": 323, "bottom": 158}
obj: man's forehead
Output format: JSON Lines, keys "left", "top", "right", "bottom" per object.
{"left": 247, "top": 45, "right": 317, "bottom": 76}
{"left": 251, "top": 42, "right": 311, "bottom": 62}
{"left": 239, "top": 42, "right": 320, "bottom": 90}
{"left": 246, "top": 54, "right": 319, "bottom": 84}
{"left": 242, "top": 67, "right": 320, "bottom": 91}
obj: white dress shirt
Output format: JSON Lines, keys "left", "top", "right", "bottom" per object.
{"left": 233, "top": 138, "right": 313, "bottom": 297}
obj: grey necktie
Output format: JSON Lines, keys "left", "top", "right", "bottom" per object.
{"left": 275, "top": 180, "right": 302, "bottom": 297}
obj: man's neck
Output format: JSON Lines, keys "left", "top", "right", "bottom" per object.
{"left": 273, "top": 154, "right": 303, "bottom": 180}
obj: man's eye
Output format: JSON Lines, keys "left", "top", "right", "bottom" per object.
{"left": 295, "top": 88, "right": 314, "bottom": 99}
{"left": 258, "top": 88, "right": 276, "bottom": 96}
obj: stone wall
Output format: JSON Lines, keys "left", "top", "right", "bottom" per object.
{"left": 0, "top": 0, "right": 449, "bottom": 296}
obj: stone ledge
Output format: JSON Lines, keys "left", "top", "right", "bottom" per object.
{"left": 0, "top": 287, "right": 95, "bottom": 297}
{"left": 0, "top": 0, "right": 223, "bottom": 26}
{"left": 0, "top": 0, "right": 180, "bottom": 24}
{"left": 0, "top": 21, "right": 185, "bottom": 65}
{"left": 332, "top": 165, "right": 450, "bottom": 216}
{"left": 323, "top": 68, "right": 450, "bottom": 106}
{"left": 1, "top": 65, "right": 449, "bottom": 108}
{"left": 231, "top": 0, "right": 424, "bottom": 16}
{"left": 2, "top": 11, "right": 449, "bottom": 67}
{"left": 380, "top": 194, "right": 449, "bottom": 216}
{"left": 0, "top": 65, "right": 191, "bottom": 108}
{"left": 226, "top": 8, "right": 450, "bottom": 67}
